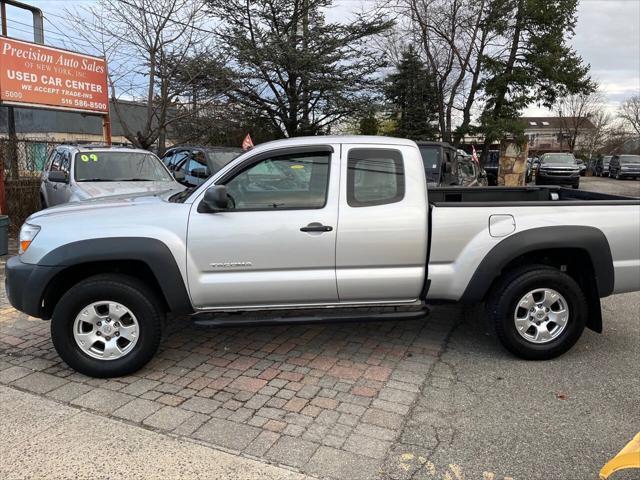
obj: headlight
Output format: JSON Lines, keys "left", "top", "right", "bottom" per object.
{"left": 19, "top": 223, "right": 40, "bottom": 254}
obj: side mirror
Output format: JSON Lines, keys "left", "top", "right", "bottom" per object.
{"left": 199, "top": 185, "right": 230, "bottom": 213}
{"left": 173, "top": 171, "right": 186, "bottom": 182}
{"left": 48, "top": 171, "right": 68, "bottom": 183}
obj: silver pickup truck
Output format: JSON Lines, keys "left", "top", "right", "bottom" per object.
{"left": 6, "top": 136, "right": 640, "bottom": 378}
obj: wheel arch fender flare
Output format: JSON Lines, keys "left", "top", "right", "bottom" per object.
{"left": 460, "top": 225, "right": 614, "bottom": 305}
{"left": 39, "top": 237, "right": 193, "bottom": 315}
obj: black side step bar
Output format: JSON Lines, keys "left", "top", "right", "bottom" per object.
{"left": 192, "top": 306, "right": 430, "bottom": 328}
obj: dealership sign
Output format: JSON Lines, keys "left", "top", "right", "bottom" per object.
{"left": 0, "top": 37, "right": 109, "bottom": 114}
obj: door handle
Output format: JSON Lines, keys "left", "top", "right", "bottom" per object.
{"left": 300, "top": 223, "right": 333, "bottom": 233}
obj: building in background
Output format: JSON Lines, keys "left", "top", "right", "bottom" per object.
{"left": 521, "top": 116, "right": 595, "bottom": 156}
{"left": 0, "top": 100, "right": 175, "bottom": 146}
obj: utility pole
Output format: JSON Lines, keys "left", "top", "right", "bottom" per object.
{"left": 0, "top": 0, "right": 45, "bottom": 214}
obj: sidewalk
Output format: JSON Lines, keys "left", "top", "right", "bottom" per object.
{"left": 0, "top": 385, "right": 313, "bottom": 480}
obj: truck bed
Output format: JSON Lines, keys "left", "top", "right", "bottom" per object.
{"left": 428, "top": 186, "right": 639, "bottom": 206}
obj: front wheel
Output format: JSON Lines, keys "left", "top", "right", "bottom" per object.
{"left": 487, "top": 265, "right": 587, "bottom": 360}
{"left": 51, "top": 274, "right": 164, "bottom": 377}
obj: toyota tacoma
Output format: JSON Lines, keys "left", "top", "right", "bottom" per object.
{"left": 6, "top": 136, "right": 640, "bottom": 377}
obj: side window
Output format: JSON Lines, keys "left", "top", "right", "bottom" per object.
{"left": 224, "top": 151, "right": 330, "bottom": 210}
{"left": 162, "top": 152, "right": 174, "bottom": 167}
{"left": 173, "top": 152, "right": 189, "bottom": 173}
{"left": 186, "top": 152, "right": 210, "bottom": 178}
{"left": 347, "top": 149, "right": 405, "bottom": 207}
{"left": 49, "top": 151, "right": 62, "bottom": 171}
{"left": 59, "top": 151, "right": 71, "bottom": 175}
{"left": 458, "top": 160, "right": 474, "bottom": 178}
{"left": 44, "top": 150, "right": 57, "bottom": 172}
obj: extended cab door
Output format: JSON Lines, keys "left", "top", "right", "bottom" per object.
{"left": 187, "top": 145, "right": 340, "bottom": 309}
{"left": 336, "top": 144, "right": 428, "bottom": 302}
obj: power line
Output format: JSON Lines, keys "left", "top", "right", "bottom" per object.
{"left": 3, "top": 16, "right": 99, "bottom": 51}
{"left": 40, "top": 0, "right": 216, "bottom": 36}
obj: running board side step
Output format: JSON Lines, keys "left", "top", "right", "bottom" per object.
{"left": 192, "top": 306, "right": 430, "bottom": 328}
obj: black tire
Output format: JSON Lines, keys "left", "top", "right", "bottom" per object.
{"left": 572, "top": 182, "right": 579, "bottom": 189}
{"left": 487, "top": 265, "right": 587, "bottom": 360}
{"left": 51, "top": 274, "right": 164, "bottom": 378}
{"left": 39, "top": 193, "right": 47, "bottom": 210}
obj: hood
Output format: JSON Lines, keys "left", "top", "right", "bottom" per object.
{"left": 77, "top": 180, "right": 181, "bottom": 198}
{"left": 28, "top": 187, "right": 183, "bottom": 222}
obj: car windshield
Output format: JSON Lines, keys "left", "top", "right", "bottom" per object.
{"left": 419, "top": 146, "right": 441, "bottom": 182}
{"left": 542, "top": 154, "right": 575, "bottom": 164}
{"left": 205, "top": 149, "right": 242, "bottom": 173}
{"left": 619, "top": 155, "right": 640, "bottom": 164}
{"left": 603, "top": 157, "right": 611, "bottom": 165}
{"left": 75, "top": 151, "right": 173, "bottom": 182}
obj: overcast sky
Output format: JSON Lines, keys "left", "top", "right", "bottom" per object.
{"left": 7, "top": 0, "right": 640, "bottom": 116}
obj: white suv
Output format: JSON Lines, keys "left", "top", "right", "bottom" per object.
{"left": 40, "top": 145, "right": 183, "bottom": 208}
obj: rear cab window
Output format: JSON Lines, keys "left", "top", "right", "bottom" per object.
{"left": 347, "top": 149, "right": 405, "bottom": 207}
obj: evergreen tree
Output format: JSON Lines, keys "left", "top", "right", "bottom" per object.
{"left": 384, "top": 47, "right": 439, "bottom": 141}
{"left": 479, "top": 0, "right": 594, "bottom": 158}
{"left": 207, "top": 0, "right": 392, "bottom": 137}
{"left": 359, "top": 113, "right": 380, "bottom": 135}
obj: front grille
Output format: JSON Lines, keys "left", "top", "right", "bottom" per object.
{"left": 541, "top": 169, "right": 575, "bottom": 176}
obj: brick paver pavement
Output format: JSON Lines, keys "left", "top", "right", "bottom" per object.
{"left": 0, "top": 241, "right": 458, "bottom": 480}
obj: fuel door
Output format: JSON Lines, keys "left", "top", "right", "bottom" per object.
{"left": 489, "top": 214, "right": 516, "bottom": 238}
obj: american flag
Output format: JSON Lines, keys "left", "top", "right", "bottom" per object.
{"left": 242, "top": 133, "right": 254, "bottom": 151}
{"left": 471, "top": 145, "right": 479, "bottom": 164}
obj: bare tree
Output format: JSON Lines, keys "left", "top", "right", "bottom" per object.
{"left": 390, "top": 0, "right": 492, "bottom": 144}
{"left": 577, "top": 108, "right": 612, "bottom": 160}
{"left": 556, "top": 89, "right": 603, "bottom": 153}
{"left": 619, "top": 95, "right": 640, "bottom": 135}
{"left": 71, "top": 0, "right": 215, "bottom": 153}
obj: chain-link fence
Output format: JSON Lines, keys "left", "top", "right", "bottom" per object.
{"left": 1, "top": 138, "right": 58, "bottom": 233}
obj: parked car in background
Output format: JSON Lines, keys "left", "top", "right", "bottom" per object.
{"left": 535, "top": 152, "right": 581, "bottom": 189}
{"left": 40, "top": 146, "right": 182, "bottom": 208}
{"left": 162, "top": 146, "right": 242, "bottom": 187}
{"left": 416, "top": 141, "right": 458, "bottom": 187}
{"left": 417, "top": 142, "right": 488, "bottom": 187}
{"left": 483, "top": 150, "right": 500, "bottom": 186}
{"left": 609, "top": 154, "right": 640, "bottom": 180}
{"left": 595, "top": 155, "right": 611, "bottom": 177}
{"left": 457, "top": 157, "right": 489, "bottom": 186}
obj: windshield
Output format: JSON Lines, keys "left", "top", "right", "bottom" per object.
{"left": 419, "top": 146, "right": 441, "bottom": 182}
{"left": 541, "top": 154, "right": 575, "bottom": 164}
{"left": 205, "top": 149, "right": 242, "bottom": 173}
{"left": 619, "top": 155, "right": 640, "bottom": 164}
{"left": 75, "top": 151, "right": 173, "bottom": 182}
{"left": 603, "top": 156, "right": 611, "bottom": 165}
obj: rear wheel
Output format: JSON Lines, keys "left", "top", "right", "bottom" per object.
{"left": 51, "top": 274, "right": 164, "bottom": 377}
{"left": 487, "top": 265, "right": 587, "bottom": 360}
